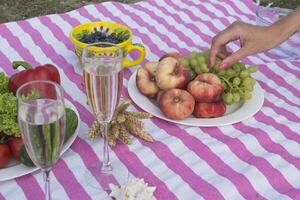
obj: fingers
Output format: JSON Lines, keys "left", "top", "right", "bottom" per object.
{"left": 209, "top": 21, "right": 242, "bottom": 68}
{"left": 220, "top": 48, "right": 248, "bottom": 69}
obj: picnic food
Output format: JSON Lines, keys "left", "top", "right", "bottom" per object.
{"left": 187, "top": 73, "right": 223, "bottom": 103}
{"left": 159, "top": 52, "right": 183, "bottom": 62}
{"left": 8, "top": 137, "right": 23, "bottom": 160}
{"left": 136, "top": 61, "right": 160, "bottom": 98}
{"left": 0, "top": 143, "right": 10, "bottom": 168}
{"left": 70, "top": 22, "right": 146, "bottom": 68}
{"left": 180, "top": 51, "right": 258, "bottom": 104}
{"left": 156, "top": 57, "right": 189, "bottom": 90}
{"left": 158, "top": 89, "right": 195, "bottom": 120}
{"left": 193, "top": 100, "right": 226, "bottom": 118}
{"left": 77, "top": 27, "right": 130, "bottom": 44}
{"left": 0, "top": 66, "right": 78, "bottom": 168}
{"left": 136, "top": 49, "right": 259, "bottom": 120}
{"left": 8, "top": 61, "right": 61, "bottom": 95}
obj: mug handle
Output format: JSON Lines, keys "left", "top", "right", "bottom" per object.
{"left": 122, "top": 43, "right": 146, "bottom": 68}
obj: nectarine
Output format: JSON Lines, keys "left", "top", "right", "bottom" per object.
{"left": 156, "top": 57, "right": 189, "bottom": 90}
{"left": 159, "top": 89, "right": 195, "bottom": 120}
{"left": 187, "top": 73, "right": 223, "bottom": 102}
{"left": 136, "top": 62, "right": 160, "bottom": 98}
{"left": 193, "top": 100, "right": 226, "bottom": 118}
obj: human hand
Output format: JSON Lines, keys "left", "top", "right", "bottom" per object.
{"left": 209, "top": 21, "right": 284, "bottom": 69}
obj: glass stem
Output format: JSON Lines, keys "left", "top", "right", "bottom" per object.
{"left": 101, "top": 122, "right": 112, "bottom": 172}
{"left": 43, "top": 169, "right": 51, "bottom": 200}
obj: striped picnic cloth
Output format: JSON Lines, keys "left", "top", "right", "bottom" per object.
{"left": 1, "top": 0, "right": 300, "bottom": 199}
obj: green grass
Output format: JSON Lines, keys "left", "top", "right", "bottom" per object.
{"left": 0, "top": 0, "right": 299, "bottom": 23}
{"left": 260, "top": 0, "right": 300, "bottom": 9}
{"left": 0, "top": 0, "right": 141, "bottom": 23}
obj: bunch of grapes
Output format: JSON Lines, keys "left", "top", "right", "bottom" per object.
{"left": 179, "top": 51, "right": 210, "bottom": 81}
{"left": 215, "top": 62, "right": 257, "bottom": 104}
{"left": 179, "top": 51, "right": 258, "bottom": 105}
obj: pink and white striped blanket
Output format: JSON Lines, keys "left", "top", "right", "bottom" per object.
{"left": 1, "top": 0, "right": 300, "bottom": 199}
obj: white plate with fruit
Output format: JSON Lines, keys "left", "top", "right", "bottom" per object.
{"left": 0, "top": 99, "right": 80, "bottom": 181}
{"left": 128, "top": 52, "right": 264, "bottom": 127}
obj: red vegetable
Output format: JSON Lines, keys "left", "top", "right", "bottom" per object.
{"left": 8, "top": 137, "right": 23, "bottom": 160}
{"left": 0, "top": 143, "right": 10, "bottom": 168}
{"left": 8, "top": 61, "right": 61, "bottom": 95}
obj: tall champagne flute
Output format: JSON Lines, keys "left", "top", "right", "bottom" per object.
{"left": 82, "top": 42, "right": 126, "bottom": 189}
{"left": 16, "top": 80, "right": 66, "bottom": 200}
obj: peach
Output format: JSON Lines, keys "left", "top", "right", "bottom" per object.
{"left": 159, "top": 88, "right": 195, "bottom": 120}
{"left": 136, "top": 61, "right": 160, "bottom": 98}
{"left": 156, "top": 57, "right": 189, "bottom": 90}
{"left": 159, "top": 52, "right": 183, "bottom": 62}
{"left": 156, "top": 90, "right": 165, "bottom": 103}
{"left": 193, "top": 100, "right": 226, "bottom": 118}
{"left": 187, "top": 73, "right": 223, "bottom": 102}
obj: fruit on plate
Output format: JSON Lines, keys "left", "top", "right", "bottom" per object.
{"left": 8, "top": 137, "right": 23, "bottom": 160}
{"left": 187, "top": 73, "right": 223, "bottom": 103}
{"left": 0, "top": 143, "right": 10, "bottom": 168}
{"left": 159, "top": 89, "right": 195, "bottom": 120}
{"left": 193, "top": 100, "right": 226, "bottom": 118}
{"left": 136, "top": 61, "right": 160, "bottom": 98}
{"left": 159, "top": 52, "right": 183, "bottom": 62}
{"left": 156, "top": 57, "right": 189, "bottom": 90}
{"left": 156, "top": 90, "right": 165, "bottom": 103}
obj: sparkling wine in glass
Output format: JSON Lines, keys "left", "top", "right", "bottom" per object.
{"left": 82, "top": 42, "right": 126, "bottom": 189}
{"left": 17, "top": 80, "right": 65, "bottom": 200}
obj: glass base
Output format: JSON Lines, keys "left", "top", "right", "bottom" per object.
{"left": 85, "top": 162, "right": 129, "bottom": 191}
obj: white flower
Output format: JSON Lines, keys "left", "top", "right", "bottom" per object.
{"left": 109, "top": 178, "right": 156, "bottom": 200}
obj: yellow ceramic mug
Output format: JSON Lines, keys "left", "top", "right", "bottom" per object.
{"left": 70, "top": 22, "right": 146, "bottom": 68}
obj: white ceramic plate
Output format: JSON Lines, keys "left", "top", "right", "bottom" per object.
{"left": 128, "top": 71, "right": 264, "bottom": 127}
{"left": 0, "top": 99, "right": 80, "bottom": 181}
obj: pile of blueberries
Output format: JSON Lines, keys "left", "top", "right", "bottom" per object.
{"left": 78, "top": 28, "right": 129, "bottom": 44}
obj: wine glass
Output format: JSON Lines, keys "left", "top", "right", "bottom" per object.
{"left": 16, "top": 80, "right": 66, "bottom": 200}
{"left": 82, "top": 42, "right": 127, "bottom": 189}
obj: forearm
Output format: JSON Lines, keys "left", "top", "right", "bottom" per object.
{"left": 271, "top": 6, "right": 300, "bottom": 42}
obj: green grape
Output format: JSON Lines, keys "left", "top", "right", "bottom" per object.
{"left": 188, "top": 55, "right": 194, "bottom": 62}
{"left": 242, "top": 77, "right": 252, "bottom": 86}
{"left": 226, "top": 68, "right": 236, "bottom": 77}
{"left": 203, "top": 68, "right": 210, "bottom": 73}
{"left": 238, "top": 62, "right": 246, "bottom": 70}
{"left": 223, "top": 93, "right": 233, "bottom": 104}
{"left": 243, "top": 91, "right": 252, "bottom": 100}
{"left": 221, "top": 80, "right": 227, "bottom": 90}
{"left": 233, "top": 93, "right": 240, "bottom": 103}
{"left": 250, "top": 78, "right": 256, "bottom": 85}
{"left": 191, "top": 51, "right": 198, "bottom": 58}
{"left": 233, "top": 64, "right": 241, "bottom": 72}
{"left": 248, "top": 66, "right": 258, "bottom": 73}
{"left": 198, "top": 56, "right": 206, "bottom": 64}
{"left": 194, "top": 65, "right": 202, "bottom": 74}
{"left": 212, "top": 57, "right": 221, "bottom": 70}
{"left": 179, "top": 58, "right": 190, "bottom": 68}
{"left": 190, "top": 58, "right": 198, "bottom": 69}
{"left": 232, "top": 77, "right": 241, "bottom": 86}
{"left": 188, "top": 69, "right": 197, "bottom": 81}
{"left": 200, "top": 63, "right": 209, "bottom": 73}
{"left": 243, "top": 84, "right": 254, "bottom": 91}
{"left": 239, "top": 70, "right": 250, "bottom": 78}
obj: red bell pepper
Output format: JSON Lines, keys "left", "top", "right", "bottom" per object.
{"left": 8, "top": 61, "right": 61, "bottom": 95}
